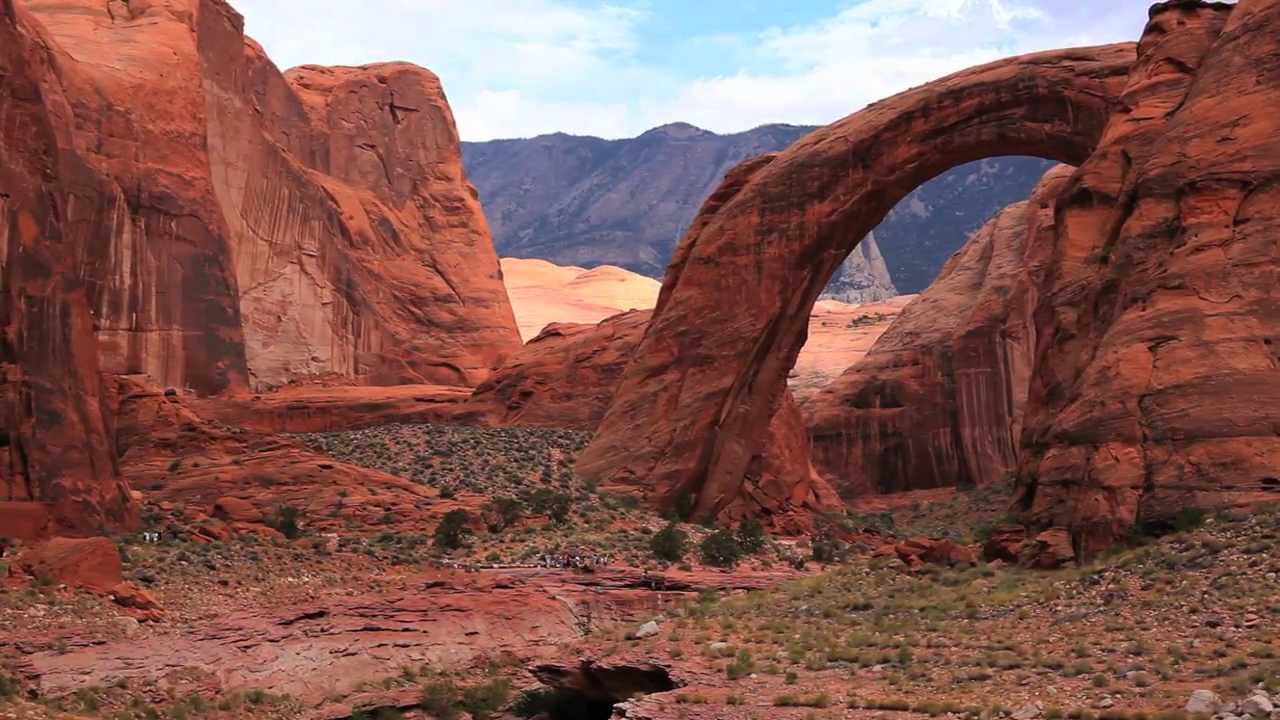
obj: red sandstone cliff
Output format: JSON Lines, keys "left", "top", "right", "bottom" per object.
{"left": 806, "top": 167, "right": 1072, "bottom": 497}
{"left": 1015, "top": 0, "right": 1280, "bottom": 555}
{"left": 20, "top": 0, "right": 518, "bottom": 392}
{"left": 2, "top": 0, "right": 519, "bottom": 537}
{"left": 1, "top": 0, "right": 137, "bottom": 537}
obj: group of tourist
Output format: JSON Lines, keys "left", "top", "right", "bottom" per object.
{"left": 538, "top": 552, "right": 612, "bottom": 570}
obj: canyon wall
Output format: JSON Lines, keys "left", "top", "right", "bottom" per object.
{"left": 1, "top": 0, "right": 137, "bottom": 536}
{"left": 2, "top": 0, "right": 518, "bottom": 536}
{"left": 806, "top": 167, "right": 1071, "bottom": 497}
{"left": 1015, "top": 0, "right": 1280, "bottom": 555}
{"left": 22, "top": 0, "right": 519, "bottom": 393}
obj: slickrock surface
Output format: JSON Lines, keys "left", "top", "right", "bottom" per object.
{"left": 578, "top": 42, "right": 1137, "bottom": 525}
{"left": 790, "top": 297, "right": 914, "bottom": 405}
{"left": 805, "top": 168, "right": 1072, "bottom": 497}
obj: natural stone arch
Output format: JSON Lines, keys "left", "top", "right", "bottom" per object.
{"left": 576, "top": 43, "right": 1137, "bottom": 522}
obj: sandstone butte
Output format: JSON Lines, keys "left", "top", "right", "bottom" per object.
{"left": 1, "top": 0, "right": 520, "bottom": 536}
{"left": 579, "top": 0, "right": 1280, "bottom": 557}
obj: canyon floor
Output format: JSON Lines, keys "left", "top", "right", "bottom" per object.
{"left": 2, "top": 450, "right": 1277, "bottom": 720}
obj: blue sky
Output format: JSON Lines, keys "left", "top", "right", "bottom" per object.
{"left": 235, "top": 0, "right": 1162, "bottom": 142}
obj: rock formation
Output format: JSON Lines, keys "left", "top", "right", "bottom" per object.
{"left": 577, "top": 42, "right": 1136, "bottom": 524}
{"left": 1, "top": 0, "right": 137, "bottom": 537}
{"left": 819, "top": 232, "right": 898, "bottom": 304}
{"left": 1015, "top": 0, "right": 1280, "bottom": 555}
{"left": 2, "top": 0, "right": 519, "bottom": 537}
{"left": 500, "top": 258, "right": 661, "bottom": 341}
{"left": 582, "top": 0, "right": 1280, "bottom": 552}
{"left": 806, "top": 167, "right": 1073, "bottom": 497}
{"left": 18, "top": 0, "right": 518, "bottom": 392}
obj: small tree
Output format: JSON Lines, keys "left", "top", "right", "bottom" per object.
{"left": 736, "top": 517, "right": 766, "bottom": 555}
{"left": 268, "top": 505, "right": 303, "bottom": 539}
{"left": 650, "top": 522, "right": 687, "bottom": 562}
{"left": 434, "top": 509, "right": 472, "bottom": 550}
{"left": 700, "top": 528, "right": 743, "bottom": 568}
{"left": 482, "top": 496, "right": 523, "bottom": 533}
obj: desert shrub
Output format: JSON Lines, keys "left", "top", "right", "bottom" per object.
{"left": 700, "top": 528, "right": 743, "bottom": 568}
{"left": 1134, "top": 507, "right": 1207, "bottom": 539}
{"left": 482, "top": 497, "right": 523, "bottom": 533}
{"left": 773, "top": 692, "right": 832, "bottom": 708}
{"left": 651, "top": 522, "right": 687, "bottom": 563}
{"left": 434, "top": 510, "right": 472, "bottom": 550}
{"left": 419, "top": 681, "right": 461, "bottom": 720}
{"left": 521, "top": 489, "right": 572, "bottom": 523}
{"left": 726, "top": 650, "right": 756, "bottom": 680}
{"left": 736, "top": 517, "right": 766, "bottom": 555}
{"left": 267, "top": 505, "right": 303, "bottom": 539}
{"left": 811, "top": 535, "right": 845, "bottom": 563}
{"left": 461, "top": 678, "right": 511, "bottom": 720}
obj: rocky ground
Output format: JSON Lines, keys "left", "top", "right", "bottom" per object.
{"left": 589, "top": 506, "right": 1280, "bottom": 720}
{"left": 3, "top": 471, "right": 1276, "bottom": 720}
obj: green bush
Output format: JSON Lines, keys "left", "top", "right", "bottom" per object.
{"left": 434, "top": 510, "right": 472, "bottom": 550}
{"left": 267, "top": 505, "right": 303, "bottom": 539}
{"left": 520, "top": 489, "right": 572, "bottom": 523}
{"left": 461, "top": 678, "right": 512, "bottom": 720}
{"left": 650, "top": 522, "right": 687, "bottom": 562}
{"left": 482, "top": 497, "right": 523, "bottom": 533}
{"left": 736, "top": 517, "right": 766, "bottom": 555}
{"left": 700, "top": 528, "right": 743, "bottom": 568}
{"left": 419, "top": 681, "right": 461, "bottom": 720}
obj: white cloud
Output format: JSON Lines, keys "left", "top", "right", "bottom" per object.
{"left": 646, "top": 0, "right": 1151, "bottom": 136}
{"left": 234, "top": 0, "right": 1160, "bottom": 141}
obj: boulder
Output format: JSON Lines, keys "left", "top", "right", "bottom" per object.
{"left": 1187, "top": 690, "right": 1223, "bottom": 715}
{"left": 212, "top": 497, "right": 264, "bottom": 524}
{"left": 13, "top": 537, "right": 123, "bottom": 592}
{"left": 983, "top": 525, "right": 1029, "bottom": 564}
{"left": 1027, "top": 529, "right": 1076, "bottom": 570}
{"left": 633, "top": 621, "right": 660, "bottom": 639}
{"left": 110, "top": 582, "right": 164, "bottom": 622}
{"left": 1241, "top": 693, "right": 1274, "bottom": 717}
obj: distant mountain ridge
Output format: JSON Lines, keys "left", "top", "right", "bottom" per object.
{"left": 463, "top": 124, "right": 1053, "bottom": 294}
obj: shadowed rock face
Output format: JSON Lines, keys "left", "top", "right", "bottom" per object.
{"left": 583, "top": 0, "right": 1280, "bottom": 552}
{"left": 806, "top": 166, "right": 1074, "bottom": 497}
{"left": 2, "top": 0, "right": 518, "bottom": 536}
{"left": 1, "top": 0, "right": 137, "bottom": 536}
{"left": 577, "top": 42, "right": 1137, "bottom": 524}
